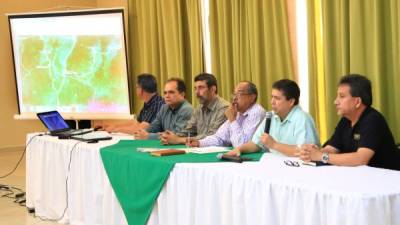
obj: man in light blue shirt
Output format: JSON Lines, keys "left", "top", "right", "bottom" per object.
{"left": 227, "top": 79, "right": 319, "bottom": 156}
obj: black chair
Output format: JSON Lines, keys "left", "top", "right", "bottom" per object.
{"left": 396, "top": 144, "right": 400, "bottom": 161}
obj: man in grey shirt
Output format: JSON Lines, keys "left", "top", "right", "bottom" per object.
{"left": 134, "top": 78, "right": 193, "bottom": 140}
{"left": 160, "top": 73, "right": 229, "bottom": 144}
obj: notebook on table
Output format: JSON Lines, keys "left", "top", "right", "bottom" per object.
{"left": 70, "top": 131, "right": 112, "bottom": 142}
{"left": 37, "top": 111, "right": 93, "bottom": 137}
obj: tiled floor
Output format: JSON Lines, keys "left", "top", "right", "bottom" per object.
{"left": 0, "top": 147, "right": 60, "bottom": 225}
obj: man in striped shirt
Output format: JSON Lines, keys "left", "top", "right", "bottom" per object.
{"left": 135, "top": 74, "right": 165, "bottom": 126}
{"left": 187, "top": 81, "right": 266, "bottom": 148}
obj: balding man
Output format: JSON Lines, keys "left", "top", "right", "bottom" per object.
{"left": 187, "top": 81, "right": 266, "bottom": 147}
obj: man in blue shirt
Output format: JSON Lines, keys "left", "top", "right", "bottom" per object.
{"left": 101, "top": 73, "right": 164, "bottom": 133}
{"left": 135, "top": 74, "right": 165, "bottom": 126}
{"left": 227, "top": 79, "right": 319, "bottom": 156}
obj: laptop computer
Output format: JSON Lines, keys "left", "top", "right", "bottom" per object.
{"left": 37, "top": 111, "right": 93, "bottom": 137}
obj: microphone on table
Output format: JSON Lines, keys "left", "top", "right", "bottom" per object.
{"left": 216, "top": 153, "right": 252, "bottom": 163}
{"left": 264, "top": 111, "right": 273, "bottom": 134}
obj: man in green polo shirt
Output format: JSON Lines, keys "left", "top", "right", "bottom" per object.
{"left": 134, "top": 78, "right": 193, "bottom": 140}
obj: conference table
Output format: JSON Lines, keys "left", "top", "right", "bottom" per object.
{"left": 25, "top": 133, "right": 400, "bottom": 225}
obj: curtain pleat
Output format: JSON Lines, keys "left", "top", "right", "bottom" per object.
{"left": 209, "top": 0, "right": 295, "bottom": 109}
{"left": 127, "top": 0, "right": 204, "bottom": 113}
{"left": 308, "top": 0, "right": 400, "bottom": 142}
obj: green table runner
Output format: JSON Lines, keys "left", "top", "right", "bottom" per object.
{"left": 100, "top": 140, "right": 263, "bottom": 225}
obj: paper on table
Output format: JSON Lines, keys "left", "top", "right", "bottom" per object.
{"left": 137, "top": 148, "right": 163, "bottom": 152}
{"left": 183, "top": 146, "right": 230, "bottom": 154}
{"left": 137, "top": 146, "right": 229, "bottom": 154}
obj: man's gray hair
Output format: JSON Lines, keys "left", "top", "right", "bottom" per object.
{"left": 244, "top": 81, "right": 258, "bottom": 102}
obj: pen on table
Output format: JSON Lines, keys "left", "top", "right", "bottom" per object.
{"left": 186, "top": 132, "right": 191, "bottom": 146}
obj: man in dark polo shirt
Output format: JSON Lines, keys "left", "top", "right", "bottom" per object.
{"left": 102, "top": 74, "right": 164, "bottom": 133}
{"left": 300, "top": 74, "right": 399, "bottom": 170}
{"left": 135, "top": 74, "right": 165, "bottom": 126}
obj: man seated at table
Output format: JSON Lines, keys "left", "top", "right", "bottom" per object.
{"left": 134, "top": 78, "right": 193, "bottom": 140}
{"left": 160, "top": 73, "right": 229, "bottom": 145}
{"left": 187, "top": 81, "right": 266, "bottom": 148}
{"left": 102, "top": 73, "right": 165, "bottom": 134}
{"left": 299, "top": 74, "right": 400, "bottom": 170}
{"left": 226, "top": 79, "right": 319, "bottom": 157}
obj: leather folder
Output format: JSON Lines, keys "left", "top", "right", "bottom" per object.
{"left": 150, "top": 149, "right": 186, "bottom": 156}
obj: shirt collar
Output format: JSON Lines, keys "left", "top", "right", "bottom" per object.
{"left": 202, "top": 96, "right": 220, "bottom": 112}
{"left": 144, "top": 94, "right": 161, "bottom": 107}
{"left": 169, "top": 100, "right": 186, "bottom": 113}
{"left": 350, "top": 106, "right": 372, "bottom": 129}
{"left": 273, "top": 105, "right": 300, "bottom": 124}
{"left": 240, "top": 103, "right": 257, "bottom": 117}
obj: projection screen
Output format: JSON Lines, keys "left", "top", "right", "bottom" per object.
{"left": 8, "top": 8, "right": 133, "bottom": 120}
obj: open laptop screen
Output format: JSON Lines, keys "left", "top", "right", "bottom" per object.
{"left": 37, "top": 111, "right": 69, "bottom": 132}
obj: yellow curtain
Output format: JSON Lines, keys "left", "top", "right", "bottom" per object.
{"left": 308, "top": 0, "right": 400, "bottom": 142}
{"left": 209, "top": 0, "right": 295, "bottom": 109}
{"left": 127, "top": 0, "right": 204, "bottom": 114}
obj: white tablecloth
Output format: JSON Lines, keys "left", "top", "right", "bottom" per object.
{"left": 26, "top": 134, "right": 400, "bottom": 225}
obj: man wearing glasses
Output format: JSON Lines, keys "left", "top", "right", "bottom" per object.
{"left": 187, "top": 81, "right": 266, "bottom": 147}
{"left": 159, "top": 73, "right": 229, "bottom": 144}
{"left": 226, "top": 79, "right": 319, "bottom": 157}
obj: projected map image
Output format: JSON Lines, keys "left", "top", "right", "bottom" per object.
{"left": 18, "top": 35, "right": 129, "bottom": 113}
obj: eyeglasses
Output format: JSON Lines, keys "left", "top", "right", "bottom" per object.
{"left": 164, "top": 90, "right": 177, "bottom": 95}
{"left": 231, "top": 92, "right": 251, "bottom": 98}
{"left": 284, "top": 160, "right": 300, "bottom": 167}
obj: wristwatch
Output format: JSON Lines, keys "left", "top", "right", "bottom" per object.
{"left": 321, "top": 152, "right": 329, "bottom": 164}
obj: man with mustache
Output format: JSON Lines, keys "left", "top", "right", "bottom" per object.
{"left": 160, "top": 73, "right": 229, "bottom": 144}
{"left": 300, "top": 74, "right": 399, "bottom": 170}
{"left": 187, "top": 81, "right": 266, "bottom": 148}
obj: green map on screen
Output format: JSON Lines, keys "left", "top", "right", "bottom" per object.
{"left": 18, "top": 35, "right": 129, "bottom": 113}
